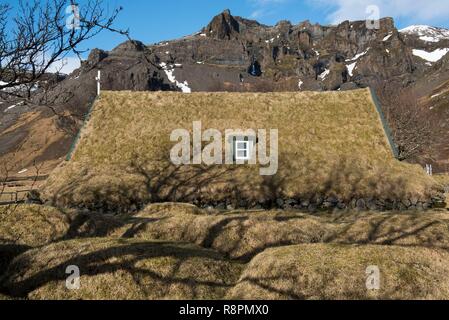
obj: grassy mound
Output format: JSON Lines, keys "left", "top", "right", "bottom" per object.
{"left": 0, "top": 205, "right": 70, "bottom": 276}
{"left": 58, "top": 203, "right": 205, "bottom": 240}
{"left": 1, "top": 238, "right": 243, "bottom": 300}
{"left": 0, "top": 205, "right": 70, "bottom": 247}
{"left": 227, "top": 243, "right": 449, "bottom": 300}
{"left": 106, "top": 205, "right": 449, "bottom": 260}
{"left": 139, "top": 202, "right": 207, "bottom": 216}
{"left": 329, "top": 210, "right": 449, "bottom": 247}
{"left": 42, "top": 90, "right": 441, "bottom": 211}
{"left": 110, "top": 207, "right": 336, "bottom": 260}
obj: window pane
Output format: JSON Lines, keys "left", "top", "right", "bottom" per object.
{"left": 236, "top": 142, "right": 247, "bottom": 149}
{"left": 237, "top": 150, "right": 247, "bottom": 158}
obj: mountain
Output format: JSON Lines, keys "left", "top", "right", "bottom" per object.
{"left": 48, "top": 10, "right": 449, "bottom": 106}
{"left": 1, "top": 9, "right": 449, "bottom": 174}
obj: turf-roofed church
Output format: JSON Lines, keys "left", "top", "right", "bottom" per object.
{"left": 41, "top": 89, "right": 445, "bottom": 212}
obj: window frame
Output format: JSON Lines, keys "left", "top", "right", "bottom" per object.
{"left": 235, "top": 139, "right": 251, "bottom": 161}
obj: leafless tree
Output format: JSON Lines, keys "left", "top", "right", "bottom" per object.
{"left": 374, "top": 81, "right": 436, "bottom": 161}
{"left": 0, "top": 0, "right": 129, "bottom": 208}
{"left": 0, "top": 0, "right": 129, "bottom": 104}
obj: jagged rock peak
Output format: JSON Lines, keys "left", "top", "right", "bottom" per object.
{"left": 205, "top": 9, "right": 240, "bottom": 40}
{"left": 112, "top": 40, "right": 146, "bottom": 54}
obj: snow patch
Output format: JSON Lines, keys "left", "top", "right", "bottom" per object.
{"left": 318, "top": 69, "right": 330, "bottom": 81}
{"left": 347, "top": 62, "right": 357, "bottom": 77}
{"left": 345, "top": 49, "right": 370, "bottom": 76}
{"left": 0, "top": 81, "right": 38, "bottom": 93}
{"left": 4, "top": 102, "right": 23, "bottom": 112}
{"left": 383, "top": 33, "right": 393, "bottom": 41}
{"left": 17, "top": 169, "right": 28, "bottom": 174}
{"left": 159, "top": 63, "right": 191, "bottom": 93}
{"left": 400, "top": 25, "right": 449, "bottom": 43}
{"left": 431, "top": 92, "right": 444, "bottom": 99}
{"left": 346, "top": 48, "right": 370, "bottom": 62}
{"left": 298, "top": 79, "right": 303, "bottom": 90}
{"left": 412, "top": 48, "right": 449, "bottom": 63}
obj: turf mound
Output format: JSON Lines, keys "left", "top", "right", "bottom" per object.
{"left": 227, "top": 243, "right": 449, "bottom": 300}
{"left": 138, "top": 202, "right": 207, "bottom": 216}
{"left": 42, "top": 90, "right": 443, "bottom": 212}
{"left": 0, "top": 205, "right": 70, "bottom": 276}
{"left": 110, "top": 207, "right": 336, "bottom": 260}
{"left": 0, "top": 205, "right": 69, "bottom": 247}
{"left": 109, "top": 206, "right": 449, "bottom": 260}
{"left": 1, "top": 238, "right": 242, "bottom": 300}
{"left": 330, "top": 210, "right": 449, "bottom": 248}
{"left": 59, "top": 203, "right": 205, "bottom": 239}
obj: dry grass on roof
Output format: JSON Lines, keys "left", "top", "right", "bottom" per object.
{"left": 42, "top": 89, "right": 442, "bottom": 209}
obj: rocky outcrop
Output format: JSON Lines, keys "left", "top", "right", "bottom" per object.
{"left": 48, "top": 9, "right": 449, "bottom": 99}
{"left": 205, "top": 9, "right": 241, "bottom": 40}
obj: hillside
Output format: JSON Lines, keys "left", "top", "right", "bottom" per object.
{"left": 41, "top": 89, "right": 444, "bottom": 212}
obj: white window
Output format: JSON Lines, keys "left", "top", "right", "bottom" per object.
{"left": 235, "top": 139, "right": 251, "bottom": 161}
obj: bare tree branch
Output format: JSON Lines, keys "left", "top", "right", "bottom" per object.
{"left": 374, "top": 81, "right": 437, "bottom": 161}
{"left": 0, "top": 0, "right": 129, "bottom": 103}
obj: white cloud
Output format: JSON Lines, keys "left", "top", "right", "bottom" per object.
{"left": 47, "top": 56, "right": 81, "bottom": 75}
{"left": 250, "top": 9, "right": 265, "bottom": 18}
{"left": 309, "top": 0, "right": 449, "bottom": 25}
{"left": 248, "top": 0, "right": 289, "bottom": 19}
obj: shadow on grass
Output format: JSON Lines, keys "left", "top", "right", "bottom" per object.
{"left": 1, "top": 240, "right": 239, "bottom": 299}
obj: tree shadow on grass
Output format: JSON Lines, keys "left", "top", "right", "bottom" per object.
{"left": 1, "top": 240, "right": 239, "bottom": 299}
{"left": 325, "top": 211, "right": 449, "bottom": 250}
{"left": 0, "top": 243, "right": 31, "bottom": 278}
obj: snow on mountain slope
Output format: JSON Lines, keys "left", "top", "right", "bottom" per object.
{"left": 412, "top": 48, "right": 449, "bottom": 63}
{"left": 400, "top": 25, "right": 449, "bottom": 43}
{"left": 159, "top": 62, "right": 191, "bottom": 93}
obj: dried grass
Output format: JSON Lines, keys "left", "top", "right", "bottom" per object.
{"left": 227, "top": 243, "right": 449, "bottom": 300}
{"left": 2, "top": 238, "right": 243, "bottom": 300}
{"left": 42, "top": 90, "right": 441, "bottom": 209}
